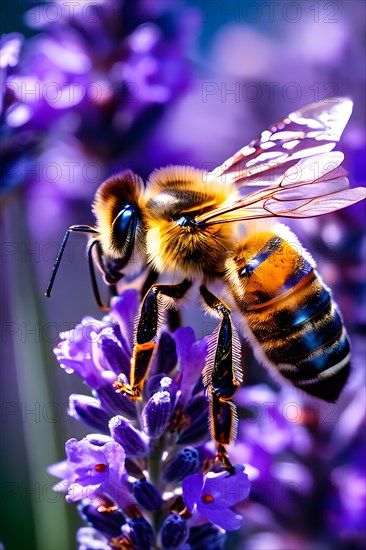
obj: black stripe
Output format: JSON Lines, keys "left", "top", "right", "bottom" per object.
{"left": 240, "top": 236, "right": 283, "bottom": 276}
{"left": 294, "top": 359, "right": 350, "bottom": 403}
{"left": 287, "top": 286, "right": 330, "bottom": 328}
{"left": 292, "top": 332, "right": 350, "bottom": 377}
{"left": 281, "top": 257, "right": 313, "bottom": 292}
{"left": 254, "top": 286, "right": 331, "bottom": 340}
{"left": 265, "top": 306, "right": 344, "bottom": 366}
{"left": 280, "top": 331, "right": 350, "bottom": 402}
{"left": 293, "top": 354, "right": 350, "bottom": 403}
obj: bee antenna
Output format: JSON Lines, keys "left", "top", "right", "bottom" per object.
{"left": 45, "top": 225, "right": 98, "bottom": 298}
{"left": 87, "top": 239, "right": 110, "bottom": 312}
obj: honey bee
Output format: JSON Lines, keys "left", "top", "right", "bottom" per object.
{"left": 47, "top": 98, "right": 366, "bottom": 466}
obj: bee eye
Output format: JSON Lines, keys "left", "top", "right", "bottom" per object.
{"left": 112, "top": 204, "right": 138, "bottom": 263}
{"left": 113, "top": 204, "right": 136, "bottom": 238}
{"left": 114, "top": 204, "right": 134, "bottom": 234}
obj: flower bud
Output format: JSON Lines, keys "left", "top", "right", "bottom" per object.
{"left": 78, "top": 496, "right": 125, "bottom": 537}
{"left": 141, "top": 391, "right": 171, "bottom": 438}
{"left": 161, "top": 513, "right": 188, "bottom": 549}
{"left": 188, "top": 524, "right": 226, "bottom": 549}
{"left": 69, "top": 394, "right": 110, "bottom": 433}
{"left": 122, "top": 517, "right": 154, "bottom": 550}
{"left": 163, "top": 447, "right": 200, "bottom": 483}
{"left": 176, "top": 396, "right": 209, "bottom": 445}
{"left": 132, "top": 480, "right": 163, "bottom": 511}
{"left": 97, "top": 328, "right": 130, "bottom": 376}
{"left": 96, "top": 384, "right": 137, "bottom": 419}
{"left": 155, "top": 332, "right": 178, "bottom": 374}
{"left": 109, "top": 416, "right": 149, "bottom": 456}
{"left": 146, "top": 375, "right": 177, "bottom": 399}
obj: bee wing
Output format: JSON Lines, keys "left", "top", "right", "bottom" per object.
{"left": 197, "top": 153, "right": 366, "bottom": 225}
{"left": 264, "top": 187, "right": 366, "bottom": 218}
{"left": 206, "top": 98, "right": 353, "bottom": 186}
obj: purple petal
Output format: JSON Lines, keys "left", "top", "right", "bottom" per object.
{"left": 65, "top": 438, "right": 105, "bottom": 467}
{"left": 176, "top": 395, "right": 209, "bottom": 445}
{"left": 77, "top": 527, "right": 110, "bottom": 550}
{"left": 110, "top": 290, "right": 140, "bottom": 352}
{"left": 85, "top": 434, "right": 114, "bottom": 447}
{"left": 173, "top": 328, "right": 207, "bottom": 398}
{"left": 96, "top": 328, "right": 131, "bottom": 376}
{"left": 0, "top": 33, "right": 23, "bottom": 69}
{"left": 52, "top": 479, "right": 72, "bottom": 494}
{"left": 102, "top": 441, "right": 126, "bottom": 479}
{"left": 203, "top": 465, "right": 251, "bottom": 508}
{"left": 173, "top": 327, "right": 196, "bottom": 371}
{"left": 182, "top": 473, "right": 204, "bottom": 513}
{"left": 47, "top": 460, "right": 69, "bottom": 480}
{"left": 67, "top": 481, "right": 101, "bottom": 503}
{"left": 154, "top": 332, "right": 178, "bottom": 374}
{"left": 202, "top": 503, "right": 243, "bottom": 531}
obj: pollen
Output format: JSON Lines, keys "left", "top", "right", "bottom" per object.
{"left": 95, "top": 463, "right": 108, "bottom": 473}
{"left": 201, "top": 493, "right": 215, "bottom": 504}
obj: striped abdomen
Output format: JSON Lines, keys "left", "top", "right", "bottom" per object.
{"left": 226, "top": 226, "right": 350, "bottom": 402}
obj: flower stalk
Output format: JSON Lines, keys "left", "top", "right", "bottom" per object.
{"left": 48, "top": 291, "right": 251, "bottom": 549}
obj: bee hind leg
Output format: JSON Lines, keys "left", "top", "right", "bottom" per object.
{"left": 114, "top": 279, "right": 192, "bottom": 401}
{"left": 200, "top": 285, "right": 242, "bottom": 468}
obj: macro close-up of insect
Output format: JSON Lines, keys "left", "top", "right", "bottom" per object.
{"left": 46, "top": 97, "right": 366, "bottom": 468}
{"left": 2, "top": 2, "right": 366, "bottom": 548}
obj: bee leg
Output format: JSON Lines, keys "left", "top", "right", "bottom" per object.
{"left": 87, "top": 240, "right": 111, "bottom": 312}
{"left": 200, "top": 286, "right": 242, "bottom": 467}
{"left": 217, "top": 443, "right": 235, "bottom": 474}
{"left": 114, "top": 279, "right": 192, "bottom": 401}
{"left": 88, "top": 240, "right": 126, "bottom": 311}
{"left": 141, "top": 268, "right": 160, "bottom": 298}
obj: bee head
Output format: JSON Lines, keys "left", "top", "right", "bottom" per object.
{"left": 92, "top": 171, "right": 146, "bottom": 272}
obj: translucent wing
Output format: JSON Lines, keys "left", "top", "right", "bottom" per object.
{"left": 197, "top": 153, "right": 366, "bottom": 225}
{"left": 206, "top": 98, "right": 353, "bottom": 186}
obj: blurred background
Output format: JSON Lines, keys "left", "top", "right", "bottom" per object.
{"left": 0, "top": 1, "right": 365, "bottom": 549}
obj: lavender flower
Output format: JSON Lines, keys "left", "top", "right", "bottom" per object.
{"left": 48, "top": 435, "right": 132, "bottom": 508}
{"left": 49, "top": 289, "right": 251, "bottom": 547}
{"left": 182, "top": 465, "right": 251, "bottom": 531}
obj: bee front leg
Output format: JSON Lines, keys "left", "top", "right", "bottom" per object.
{"left": 114, "top": 279, "right": 192, "bottom": 401}
{"left": 200, "top": 286, "right": 243, "bottom": 469}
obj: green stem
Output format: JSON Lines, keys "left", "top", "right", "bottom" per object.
{"left": 148, "top": 437, "right": 165, "bottom": 548}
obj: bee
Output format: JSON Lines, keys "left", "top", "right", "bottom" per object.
{"left": 47, "top": 98, "right": 366, "bottom": 467}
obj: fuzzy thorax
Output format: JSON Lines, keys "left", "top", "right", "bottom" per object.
{"left": 144, "top": 165, "right": 238, "bottom": 277}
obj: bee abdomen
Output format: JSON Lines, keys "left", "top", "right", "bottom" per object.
{"left": 248, "top": 281, "right": 350, "bottom": 403}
